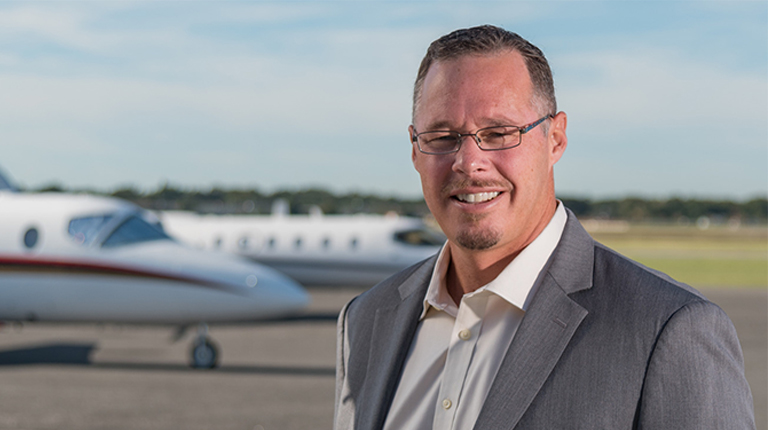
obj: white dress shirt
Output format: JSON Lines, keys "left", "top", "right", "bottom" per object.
{"left": 383, "top": 203, "right": 567, "bottom": 430}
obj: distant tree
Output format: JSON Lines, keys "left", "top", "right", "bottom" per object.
{"left": 25, "top": 183, "right": 768, "bottom": 222}
{"left": 616, "top": 197, "right": 651, "bottom": 221}
{"left": 655, "top": 197, "right": 688, "bottom": 219}
{"left": 741, "top": 198, "right": 768, "bottom": 221}
{"left": 558, "top": 197, "right": 591, "bottom": 217}
{"left": 111, "top": 187, "right": 142, "bottom": 201}
{"left": 35, "top": 183, "right": 66, "bottom": 193}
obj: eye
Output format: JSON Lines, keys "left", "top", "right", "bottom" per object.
{"left": 433, "top": 135, "right": 455, "bottom": 142}
{"left": 479, "top": 127, "right": 520, "bottom": 146}
{"left": 420, "top": 132, "right": 456, "bottom": 147}
{"left": 485, "top": 132, "right": 507, "bottom": 139}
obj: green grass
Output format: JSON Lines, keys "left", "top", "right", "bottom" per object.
{"left": 588, "top": 223, "right": 767, "bottom": 288}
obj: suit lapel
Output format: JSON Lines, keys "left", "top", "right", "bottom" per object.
{"left": 475, "top": 210, "right": 595, "bottom": 429}
{"left": 356, "top": 258, "right": 434, "bottom": 430}
{"left": 474, "top": 274, "right": 588, "bottom": 428}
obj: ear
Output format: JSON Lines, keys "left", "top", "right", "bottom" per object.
{"left": 548, "top": 111, "right": 568, "bottom": 165}
{"left": 409, "top": 125, "right": 418, "bottom": 164}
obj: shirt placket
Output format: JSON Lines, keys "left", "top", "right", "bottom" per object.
{"left": 432, "top": 293, "right": 489, "bottom": 430}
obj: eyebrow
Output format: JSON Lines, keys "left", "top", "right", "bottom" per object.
{"left": 420, "top": 121, "right": 453, "bottom": 131}
{"left": 420, "top": 117, "right": 523, "bottom": 131}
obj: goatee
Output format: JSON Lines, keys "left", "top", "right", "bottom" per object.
{"left": 455, "top": 222, "right": 501, "bottom": 250}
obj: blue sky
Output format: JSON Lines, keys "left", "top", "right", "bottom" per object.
{"left": 1, "top": 1, "right": 766, "bottom": 200}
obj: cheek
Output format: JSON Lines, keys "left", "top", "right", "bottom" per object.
{"left": 413, "top": 157, "right": 429, "bottom": 185}
{"left": 415, "top": 157, "right": 449, "bottom": 187}
{"left": 498, "top": 150, "right": 550, "bottom": 191}
{"left": 414, "top": 159, "right": 438, "bottom": 204}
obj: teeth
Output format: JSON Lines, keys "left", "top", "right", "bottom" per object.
{"left": 456, "top": 192, "right": 500, "bottom": 203}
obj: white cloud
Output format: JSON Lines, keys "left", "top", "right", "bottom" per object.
{"left": 556, "top": 48, "right": 767, "bottom": 129}
{"left": 0, "top": 5, "right": 93, "bottom": 48}
{"left": 0, "top": 60, "right": 411, "bottom": 136}
{"left": 0, "top": 17, "right": 433, "bottom": 138}
{"left": 551, "top": 47, "right": 767, "bottom": 199}
{"left": 0, "top": 2, "right": 764, "bottom": 198}
{"left": 0, "top": 4, "right": 181, "bottom": 54}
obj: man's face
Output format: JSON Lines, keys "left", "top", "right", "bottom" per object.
{"left": 411, "top": 51, "right": 567, "bottom": 256}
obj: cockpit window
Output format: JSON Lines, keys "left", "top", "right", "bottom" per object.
{"left": 69, "top": 215, "right": 115, "bottom": 246}
{"left": 101, "top": 216, "right": 170, "bottom": 248}
{"left": 393, "top": 228, "right": 446, "bottom": 246}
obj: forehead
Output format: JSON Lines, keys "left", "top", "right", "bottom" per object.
{"left": 416, "top": 51, "right": 535, "bottom": 128}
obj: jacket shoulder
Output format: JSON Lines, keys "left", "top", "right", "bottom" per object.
{"left": 591, "top": 241, "right": 706, "bottom": 304}
{"left": 345, "top": 254, "right": 436, "bottom": 322}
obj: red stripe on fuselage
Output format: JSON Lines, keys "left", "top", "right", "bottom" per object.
{"left": 0, "top": 255, "right": 242, "bottom": 294}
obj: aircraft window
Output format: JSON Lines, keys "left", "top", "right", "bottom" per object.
{"left": 349, "top": 237, "right": 358, "bottom": 250}
{"left": 101, "top": 216, "right": 170, "bottom": 248}
{"left": 294, "top": 237, "right": 303, "bottom": 249}
{"left": 69, "top": 215, "right": 115, "bottom": 246}
{"left": 393, "top": 228, "right": 446, "bottom": 246}
{"left": 23, "top": 227, "right": 39, "bottom": 249}
{"left": 238, "top": 236, "right": 249, "bottom": 250}
{"left": 267, "top": 237, "right": 276, "bottom": 249}
{"left": 322, "top": 237, "right": 331, "bottom": 250}
{"left": 214, "top": 237, "right": 222, "bottom": 249}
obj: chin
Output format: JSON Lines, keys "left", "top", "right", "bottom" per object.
{"left": 454, "top": 225, "right": 502, "bottom": 251}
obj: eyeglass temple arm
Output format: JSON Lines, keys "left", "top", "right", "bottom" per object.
{"left": 521, "top": 114, "right": 555, "bottom": 134}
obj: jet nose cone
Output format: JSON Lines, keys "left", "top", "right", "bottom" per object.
{"left": 242, "top": 266, "right": 311, "bottom": 316}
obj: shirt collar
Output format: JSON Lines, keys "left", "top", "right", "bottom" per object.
{"left": 420, "top": 201, "right": 567, "bottom": 320}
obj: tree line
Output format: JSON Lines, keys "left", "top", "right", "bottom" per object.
{"left": 34, "top": 183, "right": 767, "bottom": 223}
{"left": 559, "top": 197, "right": 767, "bottom": 223}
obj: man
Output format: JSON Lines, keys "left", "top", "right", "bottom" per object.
{"left": 335, "top": 25, "right": 754, "bottom": 430}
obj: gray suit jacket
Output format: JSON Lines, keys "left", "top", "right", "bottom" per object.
{"left": 334, "top": 209, "right": 755, "bottom": 429}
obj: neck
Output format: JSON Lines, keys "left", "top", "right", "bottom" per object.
{"left": 445, "top": 247, "right": 519, "bottom": 305}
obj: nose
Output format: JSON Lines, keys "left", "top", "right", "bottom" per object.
{"left": 452, "top": 134, "right": 490, "bottom": 175}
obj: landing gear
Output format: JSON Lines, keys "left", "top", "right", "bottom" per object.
{"left": 189, "top": 323, "right": 219, "bottom": 369}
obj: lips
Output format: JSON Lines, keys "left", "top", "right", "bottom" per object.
{"left": 454, "top": 191, "right": 500, "bottom": 203}
{"left": 443, "top": 179, "right": 511, "bottom": 207}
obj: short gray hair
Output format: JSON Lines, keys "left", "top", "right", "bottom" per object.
{"left": 412, "top": 25, "right": 556, "bottom": 121}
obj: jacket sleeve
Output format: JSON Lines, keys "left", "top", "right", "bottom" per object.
{"left": 334, "top": 299, "right": 355, "bottom": 430}
{"left": 637, "top": 300, "right": 755, "bottom": 429}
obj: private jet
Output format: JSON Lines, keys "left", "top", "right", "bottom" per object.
{"left": 0, "top": 181, "right": 310, "bottom": 368}
{"left": 160, "top": 203, "right": 445, "bottom": 287}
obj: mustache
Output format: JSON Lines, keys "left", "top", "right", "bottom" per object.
{"left": 441, "top": 179, "right": 513, "bottom": 196}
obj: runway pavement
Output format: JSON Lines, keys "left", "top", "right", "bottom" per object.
{"left": 0, "top": 286, "right": 764, "bottom": 430}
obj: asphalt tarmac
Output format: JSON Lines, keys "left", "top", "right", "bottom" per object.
{"left": 0, "top": 286, "right": 764, "bottom": 430}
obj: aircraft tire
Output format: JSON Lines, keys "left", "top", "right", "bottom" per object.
{"left": 190, "top": 337, "right": 219, "bottom": 369}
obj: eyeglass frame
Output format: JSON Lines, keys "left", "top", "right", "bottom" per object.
{"left": 411, "top": 114, "right": 554, "bottom": 155}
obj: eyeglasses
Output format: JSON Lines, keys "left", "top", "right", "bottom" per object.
{"left": 411, "top": 115, "right": 553, "bottom": 155}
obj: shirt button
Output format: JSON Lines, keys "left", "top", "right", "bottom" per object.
{"left": 442, "top": 398, "right": 452, "bottom": 409}
{"left": 458, "top": 329, "right": 471, "bottom": 340}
